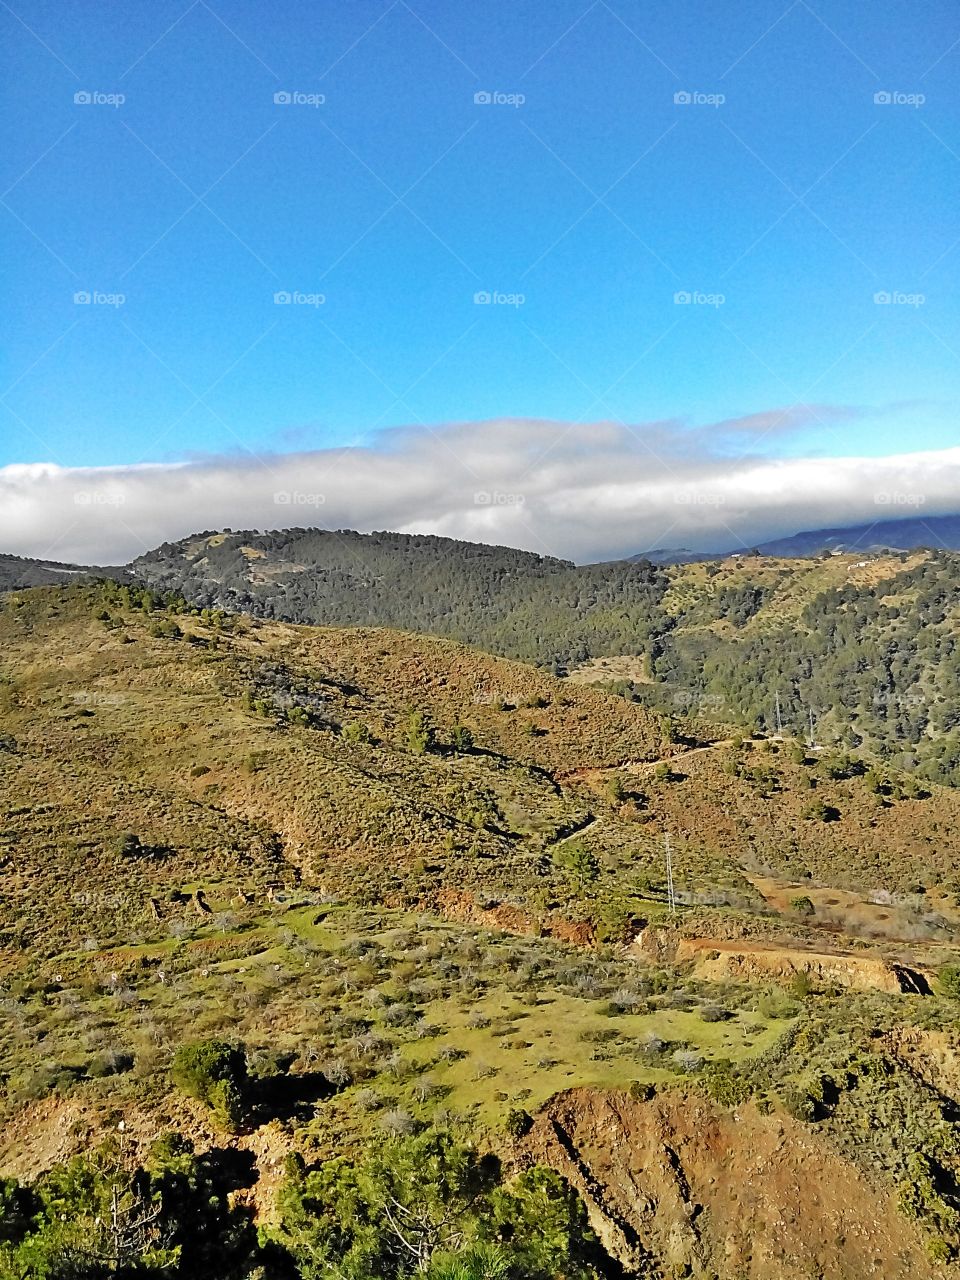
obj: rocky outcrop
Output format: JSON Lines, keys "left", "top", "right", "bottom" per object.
{"left": 634, "top": 926, "right": 932, "bottom": 994}
{"left": 517, "top": 1087, "right": 946, "bottom": 1279}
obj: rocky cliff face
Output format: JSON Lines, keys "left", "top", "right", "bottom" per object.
{"left": 635, "top": 925, "right": 934, "bottom": 995}
{"left": 517, "top": 1087, "right": 946, "bottom": 1278}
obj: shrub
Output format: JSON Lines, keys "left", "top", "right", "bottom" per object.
{"left": 342, "top": 719, "right": 371, "bottom": 744}
{"left": 118, "top": 832, "right": 143, "bottom": 858}
{"left": 553, "top": 841, "right": 598, "bottom": 892}
{"left": 170, "top": 1039, "right": 248, "bottom": 1131}
{"left": 405, "top": 711, "right": 433, "bottom": 755}
{"left": 699, "top": 1003, "right": 731, "bottom": 1023}
{"left": 504, "top": 1108, "right": 533, "bottom": 1138}
{"left": 606, "top": 774, "right": 626, "bottom": 804}
{"left": 789, "top": 970, "right": 814, "bottom": 999}
{"left": 700, "top": 1059, "right": 750, "bottom": 1107}
{"left": 672, "top": 1049, "right": 702, "bottom": 1073}
{"left": 628, "top": 1081, "right": 656, "bottom": 1101}
{"left": 782, "top": 1087, "right": 817, "bottom": 1122}
{"left": 380, "top": 1108, "right": 418, "bottom": 1137}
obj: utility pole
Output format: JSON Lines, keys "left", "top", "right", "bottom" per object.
{"left": 774, "top": 690, "right": 783, "bottom": 738}
{"left": 808, "top": 705, "right": 816, "bottom": 748}
{"left": 665, "top": 833, "right": 676, "bottom": 914}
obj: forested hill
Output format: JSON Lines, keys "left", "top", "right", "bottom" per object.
{"left": 6, "top": 529, "right": 960, "bottom": 784}
{"left": 129, "top": 528, "right": 671, "bottom": 669}
{"left": 620, "top": 551, "right": 960, "bottom": 786}
{"left": 0, "top": 551, "right": 126, "bottom": 591}
{"left": 132, "top": 530, "right": 960, "bottom": 785}
{"left": 103, "top": 531, "right": 960, "bottom": 785}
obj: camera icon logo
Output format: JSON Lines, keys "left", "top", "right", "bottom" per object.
{"left": 474, "top": 91, "right": 492, "bottom": 105}
{"left": 74, "top": 90, "right": 92, "bottom": 105}
{"left": 274, "top": 91, "right": 292, "bottom": 105}
{"left": 274, "top": 291, "right": 292, "bottom": 305}
{"left": 674, "top": 91, "right": 692, "bottom": 105}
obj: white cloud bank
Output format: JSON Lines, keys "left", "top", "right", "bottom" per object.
{"left": 2, "top": 415, "right": 959, "bottom": 566}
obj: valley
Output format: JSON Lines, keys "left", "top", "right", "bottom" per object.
{"left": 2, "top": 578, "right": 960, "bottom": 1275}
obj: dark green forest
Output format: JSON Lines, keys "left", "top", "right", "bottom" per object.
{"left": 131, "top": 529, "right": 670, "bottom": 670}
{"left": 0, "top": 1126, "right": 607, "bottom": 1280}
{"left": 130, "top": 532, "right": 960, "bottom": 786}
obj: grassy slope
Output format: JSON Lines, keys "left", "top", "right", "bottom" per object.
{"left": 6, "top": 585, "right": 960, "bottom": 1266}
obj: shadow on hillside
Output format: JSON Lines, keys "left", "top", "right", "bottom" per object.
{"left": 198, "top": 1145, "right": 259, "bottom": 1192}
{"left": 250, "top": 1070, "right": 337, "bottom": 1123}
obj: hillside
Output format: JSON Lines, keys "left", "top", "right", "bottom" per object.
{"left": 587, "top": 549, "right": 960, "bottom": 787}
{"left": 0, "top": 551, "right": 126, "bottom": 591}
{"left": 129, "top": 532, "right": 960, "bottom": 786}
{"left": 5, "top": 579, "right": 960, "bottom": 958}
{"left": 5, "top": 584, "right": 960, "bottom": 1274}
{"left": 5, "top": 530, "right": 960, "bottom": 788}
{"left": 127, "top": 527, "right": 670, "bottom": 670}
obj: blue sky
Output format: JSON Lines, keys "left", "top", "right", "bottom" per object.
{"left": 1, "top": 0, "right": 958, "bottom": 561}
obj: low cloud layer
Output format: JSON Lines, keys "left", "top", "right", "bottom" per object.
{"left": 3, "top": 414, "right": 959, "bottom": 566}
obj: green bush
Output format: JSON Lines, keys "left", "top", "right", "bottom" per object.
{"left": 553, "top": 842, "right": 598, "bottom": 892}
{"left": 504, "top": 1108, "right": 533, "bottom": 1139}
{"left": 170, "top": 1039, "right": 248, "bottom": 1131}
{"left": 406, "top": 710, "right": 433, "bottom": 755}
{"left": 700, "top": 1059, "right": 751, "bottom": 1107}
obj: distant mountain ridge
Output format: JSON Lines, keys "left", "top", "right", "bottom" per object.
{"left": 0, "top": 552, "right": 128, "bottom": 591}
{"left": 632, "top": 513, "right": 960, "bottom": 564}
